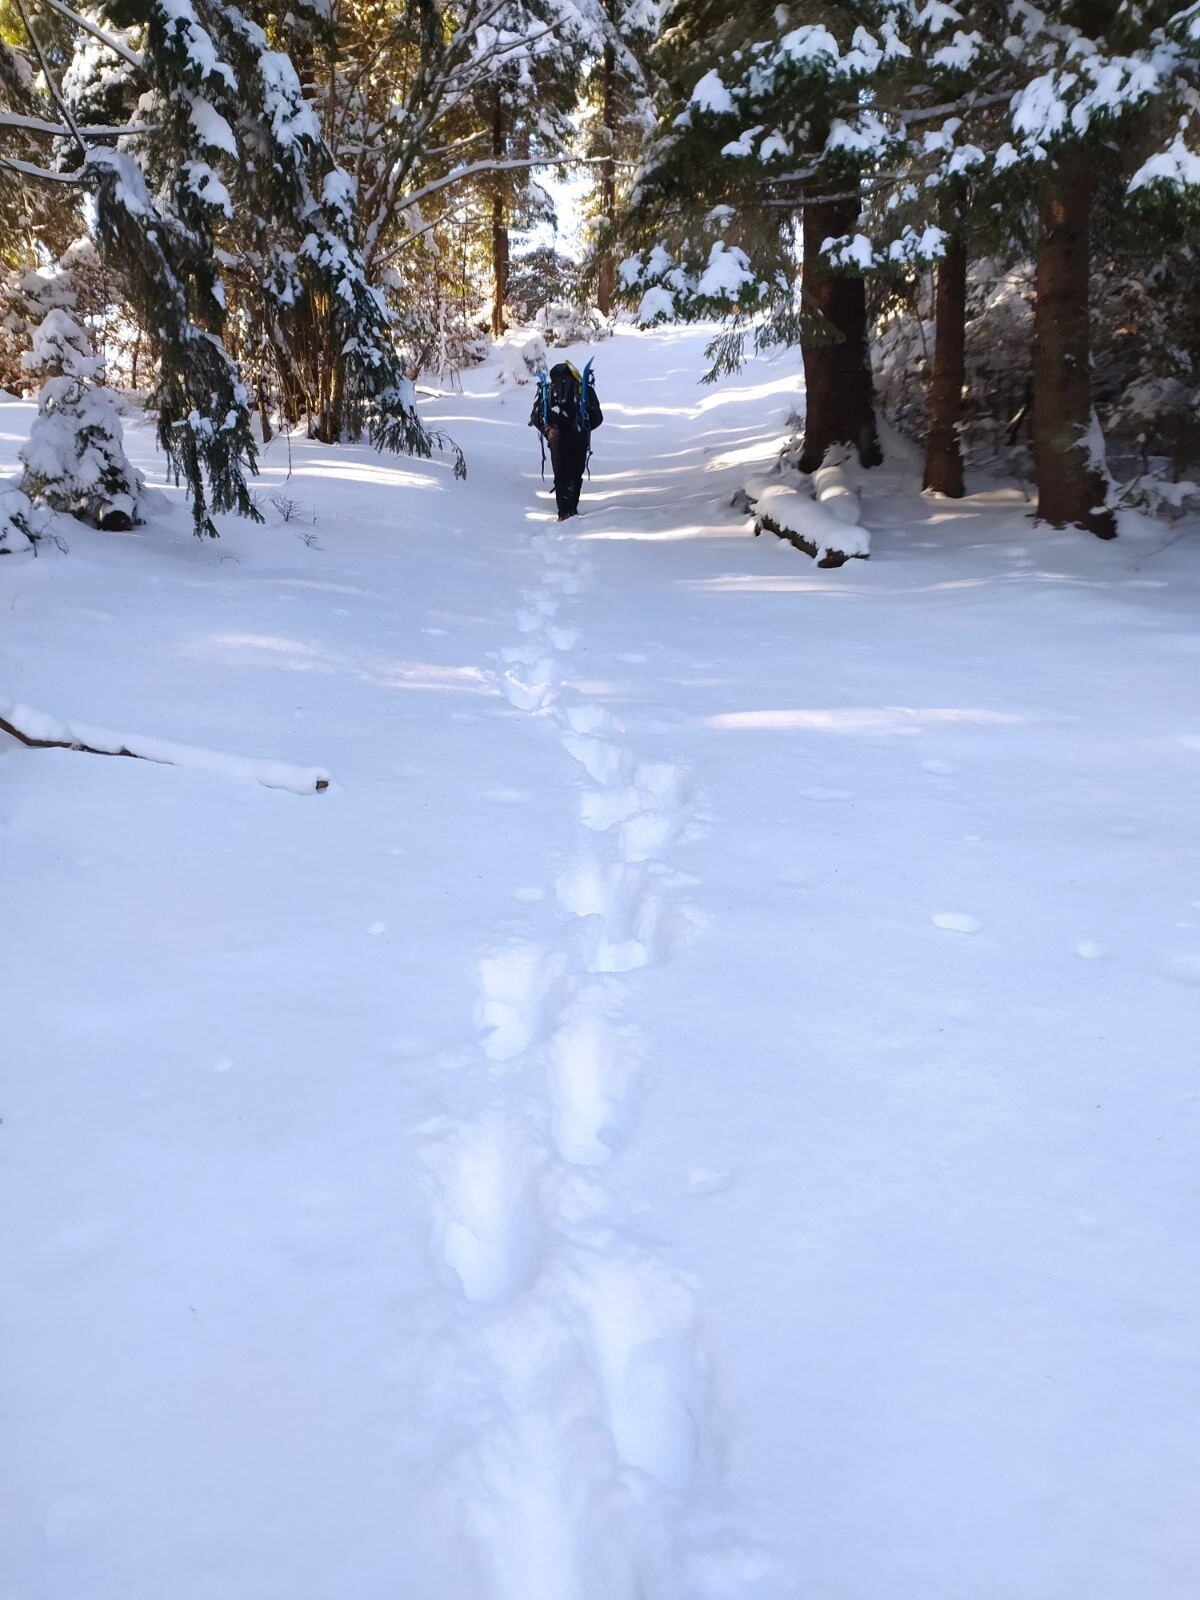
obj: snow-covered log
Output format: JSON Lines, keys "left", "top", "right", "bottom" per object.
{"left": 0, "top": 697, "right": 330, "bottom": 793}
{"left": 741, "top": 473, "right": 870, "bottom": 568}
{"left": 753, "top": 485, "right": 870, "bottom": 567}
{"left": 812, "top": 458, "right": 861, "bottom": 525}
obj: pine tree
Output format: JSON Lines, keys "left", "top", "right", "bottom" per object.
{"left": 580, "top": 0, "right": 659, "bottom": 314}
{"left": 835, "top": 0, "right": 1200, "bottom": 533}
{"left": 620, "top": 3, "right": 913, "bottom": 468}
{"left": 17, "top": 256, "right": 146, "bottom": 528}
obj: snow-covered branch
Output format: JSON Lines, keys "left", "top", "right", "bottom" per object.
{"left": 36, "top": 0, "right": 146, "bottom": 75}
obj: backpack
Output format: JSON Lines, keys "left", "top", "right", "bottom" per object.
{"left": 547, "top": 362, "right": 580, "bottom": 423}
{"left": 539, "top": 360, "right": 597, "bottom": 431}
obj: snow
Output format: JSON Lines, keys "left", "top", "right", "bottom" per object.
{"left": 695, "top": 241, "right": 755, "bottom": 299}
{"left": 812, "top": 456, "right": 861, "bottom": 525}
{"left": 3, "top": 326, "right": 1200, "bottom": 1600}
{"left": 1129, "top": 131, "right": 1200, "bottom": 192}
{"left": 636, "top": 284, "right": 676, "bottom": 322}
{"left": 689, "top": 68, "right": 734, "bottom": 114}
{"left": 186, "top": 92, "right": 238, "bottom": 157}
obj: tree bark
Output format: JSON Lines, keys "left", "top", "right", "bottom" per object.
{"left": 595, "top": 31, "right": 617, "bottom": 316}
{"left": 799, "top": 189, "right": 882, "bottom": 472}
{"left": 923, "top": 236, "right": 967, "bottom": 497}
{"left": 490, "top": 92, "right": 509, "bottom": 340}
{"left": 1031, "top": 147, "right": 1116, "bottom": 538}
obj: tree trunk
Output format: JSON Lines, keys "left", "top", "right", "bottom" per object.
{"left": 923, "top": 236, "right": 967, "bottom": 497}
{"left": 1031, "top": 147, "right": 1115, "bottom": 538}
{"left": 799, "top": 189, "right": 882, "bottom": 472}
{"left": 490, "top": 93, "right": 509, "bottom": 340}
{"left": 595, "top": 32, "right": 617, "bottom": 316}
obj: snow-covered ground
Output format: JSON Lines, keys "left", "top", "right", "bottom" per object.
{"left": 3, "top": 326, "right": 1199, "bottom": 1600}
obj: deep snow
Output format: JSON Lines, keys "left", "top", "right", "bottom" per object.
{"left": 2, "top": 326, "right": 1199, "bottom": 1600}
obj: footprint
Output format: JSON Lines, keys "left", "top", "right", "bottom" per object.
{"left": 556, "top": 857, "right": 670, "bottom": 973}
{"left": 566, "top": 702, "right": 620, "bottom": 737}
{"left": 437, "top": 1115, "right": 546, "bottom": 1304}
{"left": 633, "top": 760, "right": 693, "bottom": 812}
{"left": 579, "top": 785, "right": 644, "bottom": 832}
{"left": 932, "top": 912, "right": 980, "bottom": 934}
{"left": 922, "top": 758, "right": 958, "bottom": 776}
{"left": 547, "top": 1007, "right": 643, "bottom": 1166}
{"left": 477, "top": 944, "right": 565, "bottom": 1062}
{"left": 619, "top": 810, "right": 682, "bottom": 864}
{"left": 562, "top": 733, "right": 633, "bottom": 787}
{"left": 546, "top": 625, "right": 579, "bottom": 651}
{"left": 574, "top": 1257, "right": 710, "bottom": 1493}
{"left": 502, "top": 661, "right": 557, "bottom": 712}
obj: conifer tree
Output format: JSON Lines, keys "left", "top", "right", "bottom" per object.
{"left": 619, "top": 3, "right": 914, "bottom": 468}
{"left": 17, "top": 256, "right": 146, "bottom": 527}
{"left": 581, "top": 0, "right": 659, "bottom": 314}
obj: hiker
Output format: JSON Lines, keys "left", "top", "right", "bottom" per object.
{"left": 529, "top": 360, "right": 603, "bottom": 521}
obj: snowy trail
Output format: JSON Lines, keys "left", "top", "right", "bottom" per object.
{"left": 411, "top": 454, "right": 761, "bottom": 1595}
{"left": 4, "top": 327, "right": 1200, "bottom": 1600}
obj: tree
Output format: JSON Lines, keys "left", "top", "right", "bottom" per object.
{"left": 17, "top": 253, "right": 146, "bottom": 527}
{"left": 618, "top": 4, "right": 914, "bottom": 468}
{"left": 580, "top": 0, "right": 658, "bottom": 314}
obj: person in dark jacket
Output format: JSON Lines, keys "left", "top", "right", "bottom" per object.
{"left": 529, "top": 361, "right": 603, "bottom": 520}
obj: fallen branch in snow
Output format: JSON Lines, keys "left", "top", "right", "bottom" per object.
{"left": 0, "top": 697, "right": 330, "bottom": 794}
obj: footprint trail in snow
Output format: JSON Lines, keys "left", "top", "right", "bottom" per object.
{"left": 415, "top": 515, "right": 768, "bottom": 1598}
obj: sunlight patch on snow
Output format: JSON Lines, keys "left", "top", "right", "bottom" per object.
{"left": 285, "top": 460, "right": 442, "bottom": 489}
{"left": 200, "top": 632, "right": 494, "bottom": 693}
{"left": 706, "top": 706, "right": 1028, "bottom": 732}
{"left": 579, "top": 523, "right": 736, "bottom": 543}
{"left": 705, "top": 434, "right": 793, "bottom": 471}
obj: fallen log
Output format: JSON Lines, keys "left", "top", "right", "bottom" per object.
{"left": 751, "top": 484, "right": 870, "bottom": 569}
{"left": 0, "top": 696, "right": 330, "bottom": 794}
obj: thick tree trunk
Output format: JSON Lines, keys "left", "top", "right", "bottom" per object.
{"left": 490, "top": 94, "right": 509, "bottom": 340}
{"left": 799, "top": 190, "right": 882, "bottom": 472}
{"left": 595, "top": 34, "right": 617, "bottom": 316}
{"left": 1032, "top": 148, "right": 1116, "bottom": 538}
{"left": 923, "top": 236, "right": 967, "bottom": 497}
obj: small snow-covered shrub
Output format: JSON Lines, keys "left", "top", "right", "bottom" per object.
{"left": 494, "top": 328, "right": 548, "bottom": 387}
{"left": 0, "top": 484, "right": 47, "bottom": 553}
{"left": 533, "top": 300, "right": 611, "bottom": 349}
{"left": 17, "top": 267, "right": 146, "bottom": 529}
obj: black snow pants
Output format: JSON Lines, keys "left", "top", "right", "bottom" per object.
{"left": 548, "top": 426, "right": 590, "bottom": 518}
